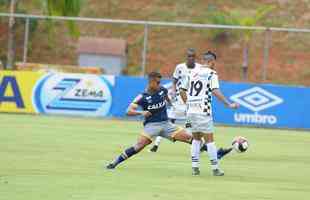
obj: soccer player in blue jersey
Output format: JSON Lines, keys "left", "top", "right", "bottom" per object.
{"left": 106, "top": 72, "right": 192, "bottom": 169}
{"left": 106, "top": 72, "right": 230, "bottom": 170}
{"left": 149, "top": 48, "right": 200, "bottom": 152}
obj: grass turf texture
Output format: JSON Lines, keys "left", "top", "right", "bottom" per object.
{"left": 0, "top": 114, "right": 310, "bottom": 200}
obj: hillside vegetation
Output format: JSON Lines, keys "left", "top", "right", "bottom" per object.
{"left": 1, "top": 0, "right": 310, "bottom": 85}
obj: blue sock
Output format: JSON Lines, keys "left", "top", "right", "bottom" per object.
{"left": 217, "top": 148, "right": 225, "bottom": 160}
{"left": 200, "top": 144, "right": 208, "bottom": 151}
{"left": 113, "top": 146, "right": 137, "bottom": 167}
{"left": 201, "top": 144, "right": 225, "bottom": 159}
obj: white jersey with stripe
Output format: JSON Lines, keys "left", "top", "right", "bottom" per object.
{"left": 181, "top": 65, "right": 219, "bottom": 116}
{"left": 172, "top": 62, "right": 202, "bottom": 107}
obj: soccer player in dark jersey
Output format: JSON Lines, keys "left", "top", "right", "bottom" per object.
{"left": 106, "top": 72, "right": 192, "bottom": 169}
{"left": 149, "top": 48, "right": 200, "bottom": 152}
{"left": 106, "top": 72, "right": 230, "bottom": 170}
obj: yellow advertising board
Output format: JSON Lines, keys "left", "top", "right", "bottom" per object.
{"left": 0, "top": 71, "right": 43, "bottom": 113}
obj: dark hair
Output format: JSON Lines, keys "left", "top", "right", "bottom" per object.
{"left": 203, "top": 51, "right": 217, "bottom": 60}
{"left": 148, "top": 71, "right": 162, "bottom": 79}
{"left": 187, "top": 48, "right": 196, "bottom": 55}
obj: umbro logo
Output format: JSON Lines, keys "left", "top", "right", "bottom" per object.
{"left": 230, "top": 87, "right": 283, "bottom": 112}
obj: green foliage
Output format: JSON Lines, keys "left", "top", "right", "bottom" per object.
{"left": 45, "top": 0, "right": 82, "bottom": 17}
{"left": 44, "top": 0, "right": 82, "bottom": 37}
{"left": 152, "top": 7, "right": 177, "bottom": 22}
{"left": 206, "top": 5, "right": 275, "bottom": 42}
{"left": 0, "top": 0, "right": 8, "bottom": 6}
{"left": 0, "top": 0, "right": 8, "bottom": 13}
{"left": 204, "top": 10, "right": 238, "bottom": 41}
{"left": 15, "top": 8, "right": 39, "bottom": 36}
{"left": 232, "top": 5, "right": 275, "bottom": 41}
{"left": 302, "top": 67, "right": 310, "bottom": 78}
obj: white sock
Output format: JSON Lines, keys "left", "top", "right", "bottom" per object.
{"left": 207, "top": 142, "right": 219, "bottom": 170}
{"left": 191, "top": 139, "right": 201, "bottom": 168}
{"left": 154, "top": 136, "right": 162, "bottom": 146}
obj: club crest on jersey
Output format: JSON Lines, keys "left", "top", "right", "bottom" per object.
{"left": 146, "top": 96, "right": 152, "bottom": 103}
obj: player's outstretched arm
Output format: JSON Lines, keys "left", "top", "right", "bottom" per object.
{"left": 180, "top": 88, "right": 187, "bottom": 104}
{"left": 165, "top": 94, "right": 172, "bottom": 106}
{"left": 169, "top": 78, "right": 178, "bottom": 100}
{"left": 126, "top": 103, "right": 152, "bottom": 117}
{"left": 212, "top": 89, "right": 239, "bottom": 109}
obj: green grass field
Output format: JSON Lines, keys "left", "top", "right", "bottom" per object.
{"left": 1, "top": 113, "right": 310, "bottom": 200}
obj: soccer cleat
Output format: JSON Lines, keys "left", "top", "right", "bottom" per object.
{"left": 192, "top": 167, "right": 200, "bottom": 176}
{"left": 212, "top": 168, "right": 224, "bottom": 176}
{"left": 217, "top": 147, "right": 233, "bottom": 160}
{"left": 149, "top": 145, "right": 159, "bottom": 152}
{"left": 106, "top": 163, "right": 116, "bottom": 170}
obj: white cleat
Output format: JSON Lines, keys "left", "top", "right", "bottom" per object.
{"left": 213, "top": 168, "right": 224, "bottom": 176}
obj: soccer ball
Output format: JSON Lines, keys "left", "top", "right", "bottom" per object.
{"left": 232, "top": 136, "right": 249, "bottom": 153}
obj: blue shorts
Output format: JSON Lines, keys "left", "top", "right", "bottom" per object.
{"left": 141, "top": 121, "right": 183, "bottom": 141}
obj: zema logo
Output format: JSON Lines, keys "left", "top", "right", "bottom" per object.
{"left": 0, "top": 76, "right": 25, "bottom": 108}
{"left": 230, "top": 87, "right": 283, "bottom": 112}
{"left": 230, "top": 87, "right": 283, "bottom": 125}
{"left": 46, "top": 78, "right": 107, "bottom": 111}
{"left": 34, "top": 74, "right": 113, "bottom": 117}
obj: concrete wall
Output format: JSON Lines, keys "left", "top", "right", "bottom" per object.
{"left": 78, "top": 54, "right": 126, "bottom": 75}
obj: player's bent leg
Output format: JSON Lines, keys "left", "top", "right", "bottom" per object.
{"left": 200, "top": 143, "right": 233, "bottom": 160}
{"left": 200, "top": 133, "right": 233, "bottom": 160}
{"left": 135, "top": 135, "right": 152, "bottom": 152}
{"left": 171, "top": 129, "right": 192, "bottom": 144}
{"left": 149, "top": 136, "right": 162, "bottom": 152}
{"left": 200, "top": 129, "right": 233, "bottom": 160}
{"left": 217, "top": 147, "right": 233, "bottom": 160}
{"left": 106, "top": 135, "right": 152, "bottom": 169}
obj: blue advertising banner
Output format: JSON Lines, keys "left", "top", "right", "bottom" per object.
{"left": 33, "top": 73, "right": 115, "bottom": 117}
{"left": 111, "top": 76, "right": 310, "bottom": 130}
{"left": 110, "top": 76, "right": 170, "bottom": 117}
{"left": 110, "top": 76, "right": 147, "bottom": 117}
{"left": 213, "top": 82, "right": 310, "bottom": 129}
{"left": 5, "top": 71, "right": 305, "bottom": 130}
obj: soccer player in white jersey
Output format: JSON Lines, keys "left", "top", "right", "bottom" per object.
{"left": 149, "top": 48, "right": 201, "bottom": 152}
{"left": 180, "top": 52, "right": 239, "bottom": 176}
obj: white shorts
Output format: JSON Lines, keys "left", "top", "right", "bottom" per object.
{"left": 187, "top": 113, "right": 214, "bottom": 133}
{"left": 168, "top": 103, "right": 186, "bottom": 120}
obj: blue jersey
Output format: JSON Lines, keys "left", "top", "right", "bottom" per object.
{"left": 133, "top": 86, "right": 169, "bottom": 125}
